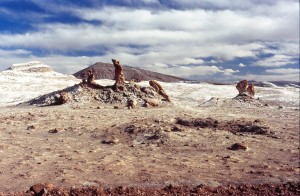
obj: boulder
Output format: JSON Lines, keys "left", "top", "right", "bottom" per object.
{"left": 144, "top": 98, "right": 160, "bottom": 107}
{"left": 30, "top": 183, "right": 46, "bottom": 195}
{"left": 228, "top": 143, "right": 247, "bottom": 151}
{"left": 127, "top": 98, "right": 137, "bottom": 109}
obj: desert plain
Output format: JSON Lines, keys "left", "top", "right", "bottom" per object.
{"left": 0, "top": 80, "right": 299, "bottom": 195}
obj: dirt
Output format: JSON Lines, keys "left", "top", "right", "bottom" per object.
{"left": 0, "top": 93, "right": 299, "bottom": 195}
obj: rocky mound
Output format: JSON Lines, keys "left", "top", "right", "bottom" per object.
{"left": 73, "top": 62, "right": 185, "bottom": 82}
{"left": 200, "top": 94, "right": 264, "bottom": 108}
{"left": 26, "top": 81, "right": 171, "bottom": 108}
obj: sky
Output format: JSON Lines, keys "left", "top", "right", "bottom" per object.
{"left": 0, "top": 0, "right": 299, "bottom": 82}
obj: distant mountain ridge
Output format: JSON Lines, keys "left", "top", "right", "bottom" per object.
{"left": 73, "top": 62, "right": 185, "bottom": 82}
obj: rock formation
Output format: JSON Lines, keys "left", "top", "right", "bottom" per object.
{"left": 149, "top": 80, "right": 171, "bottom": 102}
{"left": 236, "top": 80, "right": 255, "bottom": 97}
{"left": 236, "top": 80, "right": 248, "bottom": 95}
{"left": 87, "top": 69, "right": 95, "bottom": 84}
{"left": 112, "top": 59, "right": 125, "bottom": 87}
{"left": 26, "top": 80, "right": 171, "bottom": 108}
{"left": 247, "top": 83, "right": 255, "bottom": 97}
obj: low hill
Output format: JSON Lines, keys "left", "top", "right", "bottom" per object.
{"left": 0, "top": 61, "right": 78, "bottom": 107}
{"left": 73, "top": 62, "right": 185, "bottom": 82}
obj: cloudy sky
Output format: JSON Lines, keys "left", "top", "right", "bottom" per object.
{"left": 0, "top": 0, "right": 299, "bottom": 82}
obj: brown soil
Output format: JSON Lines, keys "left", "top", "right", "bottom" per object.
{"left": 0, "top": 96, "right": 299, "bottom": 195}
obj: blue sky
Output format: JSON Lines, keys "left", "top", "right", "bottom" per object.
{"left": 0, "top": 0, "right": 299, "bottom": 82}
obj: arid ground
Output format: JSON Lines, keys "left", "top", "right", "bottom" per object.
{"left": 0, "top": 99, "right": 299, "bottom": 195}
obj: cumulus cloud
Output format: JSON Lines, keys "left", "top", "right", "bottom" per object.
{"left": 239, "top": 63, "right": 246, "bottom": 67}
{"left": 142, "top": 64, "right": 239, "bottom": 79}
{"left": 265, "top": 68, "right": 299, "bottom": 75}
{"left": 254, "top": 54, "right": 296, "bottom": 67}
{"left": 233, "top": 73, "right": 299, "bottom": 82}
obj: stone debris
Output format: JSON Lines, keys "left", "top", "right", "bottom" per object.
{"left": 27, "top": 125, "right": 35, "bottom": 130}
{"left": 176, "top": 117, "right": 274, "bottom": 136}
{"left": 102, "top": 136, "right": 119, "bottom": 144}
{"left": 48, "top": 128, "right": 59, "bottom": 134}
{"left": 228, "top": 143, "right": 248, "bottom": 151}
{"left": 238, "top": 124, "right": 269, "bottom": 135}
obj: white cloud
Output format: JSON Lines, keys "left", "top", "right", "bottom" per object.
{"left": 223, "top": 68, "right": 239, "bottom": 76}
{"left": 239, "top": 63, "right": 246, "bottom": 67}
{"left": 254, "top": 54, "right": 296, "bottom": 67}
{"left": 233, "top": 73, "right": 299, "bottom": 82}
{"left": 142, "top": 64, "right": 239, "bottom": 79}
{"left": 182, "top": 58, "right": 204, "bottom": 65}
{"left": 0, "top": 49, "right": 32, "bottom": 56}
{"left": 265, "top": 68, "right": 299, "bottom": 75}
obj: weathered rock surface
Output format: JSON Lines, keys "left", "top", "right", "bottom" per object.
{"left": 24, "top": 81, "right": 171, "bottom": 108}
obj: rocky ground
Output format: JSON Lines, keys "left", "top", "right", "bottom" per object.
{"left": 0, "top": 84, "right": 299, "bottom": 195}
